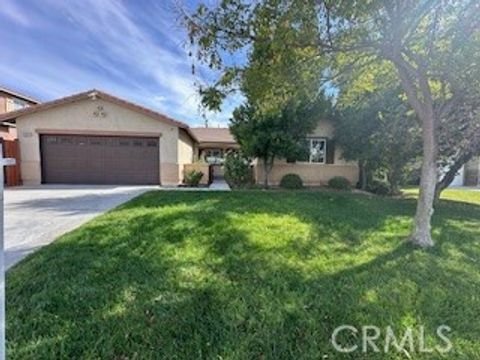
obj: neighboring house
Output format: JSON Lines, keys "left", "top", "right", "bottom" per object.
{"left": 450, "top": 157, "right": 480, "bottom": 187}
{"left": 0, "top": 86, "right": 39, "bottom": 140}
{"left": 452, "top": 157, "right": 480, "bottom": 187}
{"left": 464, "top": 157, "right": 480, "bottom": 186}
{"left": 0, "top": 89, "right": 358, "bottom": 187}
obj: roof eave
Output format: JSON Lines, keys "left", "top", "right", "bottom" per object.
{"left": 0, "top": 89, "right": 191, "bottom": 130}
{"left": 0, "top": 87, "right": 40, "bottom": 104}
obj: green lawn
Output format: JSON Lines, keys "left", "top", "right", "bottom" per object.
{"left": 402, "top": 186, "right": 480, "bottom": 206}
{"left": 7, "top": 189, "right": 480, "bottom": 359}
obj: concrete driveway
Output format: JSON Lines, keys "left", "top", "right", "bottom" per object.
{"left": 4, "top": 185, "right": 156, "bottom": 270}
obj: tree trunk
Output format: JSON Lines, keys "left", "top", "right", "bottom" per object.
{"left": 390, "top": 54, "right": 436, "bottom": 247}
{"left": 262, "top": 157, "right": 274, "bottom": 189}
{"left": 409, "top": 117, "right": 436, "bottom": 247}
{"left": 387, "top": 168, "right": 397, "bottom": 195}
{"left": 359, "top": 160, "right": 368, "bottom": 190}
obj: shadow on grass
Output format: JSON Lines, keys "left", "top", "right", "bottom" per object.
{"left": 6, "top": 191, "right": 480, "bottom": 359}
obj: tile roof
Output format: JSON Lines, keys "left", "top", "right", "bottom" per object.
{"left": 0, "top": 90, "right": 196, "bottom": 140}
{"left": 0, "top": 86, "right": 40, "bottom": 104}
{"left": 190, "top": 127, "right": 237, "bottom": 144}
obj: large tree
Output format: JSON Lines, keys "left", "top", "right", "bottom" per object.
{"left": 185, "top": 0, "right": 480, "bottom": 247}
{"left": 231, "top": 99, "right": 321, "bottom": 188}
{"left": 335, "top": 87, "right": 421, "bottom": 194}
{"left": 333, "top": 41, "right": 480, "bottom": 201}
{"left": 185, "top": 0, "right": 324, "bottom": 113}
{"left": 184, "top": 0, "right": 330, "bottom": 188}
{"left": 318, "top": 0, "right": 480, "bottom": 247}
{"left": 435, "top": 88, "right": 480, "bottom": 200}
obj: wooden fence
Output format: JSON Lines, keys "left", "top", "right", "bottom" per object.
{"left": 1, "top": 139, "right": 22, "bottom": 186}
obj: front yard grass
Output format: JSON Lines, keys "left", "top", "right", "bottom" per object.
{"left": 402, "top": 186, "right": 480, "bottom": 205}
{"left": 7, "top": 189, "right": 480, "bottom": 359}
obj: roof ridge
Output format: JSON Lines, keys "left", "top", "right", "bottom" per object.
{"left": 189, "top": 127, "right": 236, "bottom": 145}
{"left": 0, "top": 89, "right": 190, "bottom": 130}
{"left": 0, "top": 85, "right": 40, "bottom": 104}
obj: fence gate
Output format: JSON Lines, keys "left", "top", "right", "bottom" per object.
{"left": 0, "top": 139, "right": 21, "bottom": 187}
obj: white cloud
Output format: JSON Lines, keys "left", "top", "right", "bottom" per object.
{"left": 0, "top": 0, "right": 31, "bottom": 27}
{"left": 1, "top": 0, "right": 240, "bottom": 125}
{"left": 43, "top": 0, "right": 211, "bottom": 122}
{"left": 151, "top": 95, "right": 167, "bottom": 103}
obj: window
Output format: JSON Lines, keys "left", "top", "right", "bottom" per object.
{"left": 310, "top": 138, "right": 326, "bottom": 163}
{"left": 89, "top": 138, "right": 102, "bottom": 145}
{"left": 6, "top": 98, "right": 29, "bottom": 112}
{"left": 204, "top": 149, "right": 224, "bottom": 164}
{"left": 206, "top": 149, "right": 222, "bottom": 158}
{"left": 59, "top": 137, "right": 73, "bottom": 145}
{"left": 45, "top": 136, "right": 58, "bottom": 145}
{"left": 298, "top": 138, "right": 327, "bottom": 164}
{"left": 12, "top": 98, "right": 28, "bottom": 110}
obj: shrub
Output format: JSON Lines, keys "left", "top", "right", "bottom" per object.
{"left": 367, "top": 180, "right": 390, "bottom": 196}
{"left": 280, "top": 174, "right": 304, "bottom": 189}
{"left": 224, "top": 152, "right": 253, "bottom": 188}
{"left": 403, "top": 165, "right": 421, "bottom": 186}
{"left": 184, "top": 170, "right": 203, "bottom": 187}
{"left": 328, "top": 176, "right": 351, "bottom": 190}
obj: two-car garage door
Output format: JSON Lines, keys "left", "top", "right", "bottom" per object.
{"left": 40, "top": 134, "right": 159, "bottom": 185}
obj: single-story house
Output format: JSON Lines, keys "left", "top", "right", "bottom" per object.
{"left": 188, "top": 124, "right": 358, "bottom": 186}
{"left": 451, "top": 157, "right": 480, "bottom": 187}
{"left": 0, "top": 89, "right": 358, "bottom": 187}
{"left": 0, "top": 90, "right": 196, "bottom": 186}
{"left": 253, "top": 121, "right": 358, "bottom": 186}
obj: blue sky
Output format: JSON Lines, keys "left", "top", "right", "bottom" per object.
{"left": 0, "top": 0, "right": 240, "bottom": 126}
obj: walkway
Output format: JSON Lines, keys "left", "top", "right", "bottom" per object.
{"left": 209, "top": 178, "right": 231, "bottom": 190}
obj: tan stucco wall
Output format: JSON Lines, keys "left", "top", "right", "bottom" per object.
{"left": 255, "top": 163, "right": 358, "bottom": 186}
{"left": 255, "top": 120, "right": 359, "bottom": 186}
{"left": 0, "top": 126, "right": 17, "bottom": 140}
{"left": 0, "top": 97, "right": 6, "bottom": 113}
{"left": 16, "top": 98, "right": 186, "bottom": 185}
{"left": 183, "top": 163, "right": 210, "bottom": 185}
{"left": 178, "top": 129, "right": 194, "bottom": 180}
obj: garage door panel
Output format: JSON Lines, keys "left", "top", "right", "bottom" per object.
{"left": 41, "top": 135, "right": 159, "bottom": 185}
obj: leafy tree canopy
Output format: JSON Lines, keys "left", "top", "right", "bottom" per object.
{"left": 231, "top": 96, "right": 330, "bottom": 187}
{"left": 184, "top": 0, "right": 480, "bottom": 246}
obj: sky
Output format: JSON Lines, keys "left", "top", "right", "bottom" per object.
{"left": 0, "top": 0, "right": 240, "bottom": 127}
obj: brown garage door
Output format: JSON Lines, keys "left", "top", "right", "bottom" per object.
{"left": 41, "top": 135, "right": 159, "bottom": 184}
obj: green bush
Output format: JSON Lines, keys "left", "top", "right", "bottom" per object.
{"left": 403, "top": 165, "right": 421, "bottom": 186}
{"left": 224, "top": 152, "right": 253, "bottom": 188}
{"left": 184, "top": 170, "right": 204, "bottom": 187}
{"left": 328, "top": 176, "right": 351, "bottom": 190}
{"left": 367, "top": 180, "right": 390, "bottom": 196}
{"left": 280, "top": 174, "right": 304, "bottom": 189}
